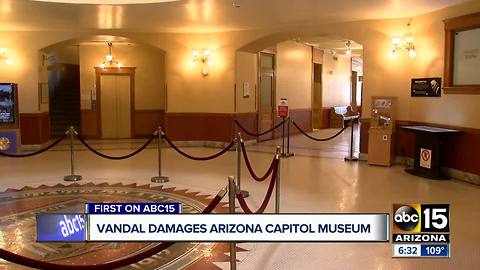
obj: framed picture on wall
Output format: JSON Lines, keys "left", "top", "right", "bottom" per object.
{"left": 443, "top": 12, "right": 480, "bottom": 94}
{"left": 39, "top": 83, "right": 49, "bottom": 104}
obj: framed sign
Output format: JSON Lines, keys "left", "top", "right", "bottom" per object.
{"left": 443, "top": 12, "right": 480, "bottom": 94}
{"left": 0, "top": 83, "right": 19, "bottom": 129}
{"left": 411, "top": 78, "right": 441, "bottom": 97}
{"left": 39, "top": 83, "right": 49, "bottom": 104}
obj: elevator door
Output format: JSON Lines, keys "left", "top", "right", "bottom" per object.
{"left": 101, "top": 75, "right": 131, "bottom": 139}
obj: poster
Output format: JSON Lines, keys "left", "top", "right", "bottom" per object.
{"left": 411, "top": 78, "right": 441, "bottom": 97}
{"left": 0, "top": 84, "right": 16, "bottom": 124}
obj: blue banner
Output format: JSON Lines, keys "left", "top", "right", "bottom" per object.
{"left": 421, "top": 244, "right": 449, "bottom": 257}
{"left": 36, "top": 214, "right": 86, "bottom": 242}
{"left": 87, "top": 203, "right": 181, "bottom": 214}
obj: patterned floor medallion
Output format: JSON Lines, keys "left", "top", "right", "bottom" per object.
{"left": 0, "top": 182, "right": 243, "bottom": 270}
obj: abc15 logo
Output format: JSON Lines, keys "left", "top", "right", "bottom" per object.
{"left": 393, "top": 204, "right": 450, "bottom": 233}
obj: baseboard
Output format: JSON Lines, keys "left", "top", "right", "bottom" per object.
{"left": 21, "top": 144, "right": 42, "bottom": 151}
{"left": 359, "top": 153, "right": 479, "bottom": 186}
{"left": 165, "top": 139, "right": 256, "bottom": 149}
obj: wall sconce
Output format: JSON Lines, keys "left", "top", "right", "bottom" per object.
{"left": 0, "top": 48, "right": 12, "bottom": 65}
{"left": 388, "top": 35, "right": 416, "bottom": 58}
{"left": 192, "top": 49, "right": 213, "bottom": 76}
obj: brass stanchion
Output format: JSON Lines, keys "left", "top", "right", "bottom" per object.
{"left": 151, "top": 127, "right": 170, "bottom": 183}
{"left": 344, "top": 119, "right": 359, "bottom": 162}
{"left": 282, "top": 117, "right": 294, "bottom": 158}
{"left": 275, "top": 146, "right": 281, "bottom": 214}
{"left": 228, "top": 176, "right": 237, "bottom": 270}
{"left": 236, "top": 133, "right": 249, "bottom": 198}
{"left": 64, "top": 126, "right": 82, "bottom": 182}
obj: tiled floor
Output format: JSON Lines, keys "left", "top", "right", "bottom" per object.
{"left": 0, "top": 128, "right": 479, "bottom": 269}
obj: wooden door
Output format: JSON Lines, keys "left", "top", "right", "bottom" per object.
{"left": 258, "top": 73, "right": 274, "bottom": 141}
{"left": 258, "top": 52, "right": 275, "bottom": 141}
{"left": 351, "top": 71, "right": 358, "bottom": 111}
{"left": 100, "top": 75, "right": 131, "bottom": 139}
{"left": 312, "top": 63, "right": 323, "bottom": 129}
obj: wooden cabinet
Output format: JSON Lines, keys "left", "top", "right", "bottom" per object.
{"left": 368, "top": 129, "right": 394, "bottom": 166}
{"left": 367, "top": 96, "right": 396, "bottom": 166}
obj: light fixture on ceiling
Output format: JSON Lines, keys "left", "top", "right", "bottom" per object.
{"left": 99, "top": 42, "right": 121, "bottom": 69}
{"left": 192, "top": 49, "right": 213, "bottom": 76}
{"left": 232, "top": 0, "right": 240, "bottom": 8}
{"left": 388, "top": 20, "right": 416, "bottom": 58}
{"left": 345, "top": 40, "right": 352, "bottom": 57}
{"left": 0, "top": 48, "right": 12, "bottom": 65}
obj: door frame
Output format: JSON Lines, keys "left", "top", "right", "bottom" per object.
{"left": 95, "top": 67, "right": 136, "bottom": 138}
{"left": 311, "top": 62, "right": 323, "bottom": 130}
{"left": 257, "top": 51, "right": 276, "bottom": 141}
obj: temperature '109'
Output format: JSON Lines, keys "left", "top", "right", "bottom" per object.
{"left": 421, "top": 245, "right": 449, "bottom": 257}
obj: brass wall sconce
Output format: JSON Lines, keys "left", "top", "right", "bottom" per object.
{"left": 192, "top": 49, "right": 213, "bottom": 76}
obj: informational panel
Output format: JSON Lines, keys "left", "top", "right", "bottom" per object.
{"left": 277, "top": 98, "right": 288, "bottom": 118}
{"left": 0, "top": 83, "right": 17, "bottom": 127}
{"left": 453, "top": 28, "right": 480, "bottom": 85}
{"left": 411, "top": 78, "right": 441, "bottom": 97}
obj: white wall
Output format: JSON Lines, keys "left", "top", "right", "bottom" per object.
{"left": 235, "top": 51, "right": 257, "bottom": 113}
{"left": 322, "top": 51, "right": 351, "bottom": 108}
{"left": 276, "top": 41, "right": 312, "bottom": 109}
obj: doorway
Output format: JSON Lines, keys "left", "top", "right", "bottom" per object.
{"left": 312, "top": 63, "right": 323, "bottom": 129}
{"left": 46, "top": 47, "right": 81, "bottom": 137}
{"left": 258, "top": 52, "right": 275, "bottom": 141}
{"left": 96, "top": 67, "right": 135, "bottom": 139}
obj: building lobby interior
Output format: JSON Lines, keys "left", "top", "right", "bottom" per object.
{"left": 0, "top": 0, "right": 479, "bottom": 269}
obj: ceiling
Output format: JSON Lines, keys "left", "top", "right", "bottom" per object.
{"left": 0, "top": 0, "right": 469, "bottom": 32}
{"left": 298, "top": 36, "right": 363, "bottom": 56}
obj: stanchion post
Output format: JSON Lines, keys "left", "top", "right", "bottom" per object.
{"left": 64, "top": 126, "right": 82, "bottom": 182}
{"left": 344, "top": 119, "right": 359, "bottom": 162}
{"left": 282, "top": 117, "right": 294, "bottom": 158}
{"left": 275, "top": 146, "right": 281, "bottom": 214}
{"left": 281, "top": 117, "right": 286, "bottom": 156}
{"left": 228, "top": 176, "right": 237, "bottom": 270}
{"left": 151, "top": 127, "right": 170, "bottom": 183}
{"left": 236, "top": 133, "right": 249, "bottom": 198}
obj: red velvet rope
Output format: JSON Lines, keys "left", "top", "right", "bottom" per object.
{"left": 240, "top": 141, "right": 277, "bottom": 182}
{"left": 163, "top": 135, "right": 235, "bottom": 161}
{"left": 291, "top": 120, "right": 349, "bottom": 141}
{"left": 0, "top": 133, "right": 67, "bottom": 158}
{"left": 236, "top": 159, "right": 279, "bottom": 214}
{"left": 77, "top": 133, "right": 156, "bottom": 160}
{"left": 234, "top": 119, "right": 286, "bottom": 137}
{"left": 0, "top": 193, "right": 224, "bottom": 269}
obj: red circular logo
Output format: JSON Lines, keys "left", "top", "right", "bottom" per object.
{"left": 421, "top": 150, "right": 430, "bottom": 161}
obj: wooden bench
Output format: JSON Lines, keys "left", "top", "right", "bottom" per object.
{"left": 330, "top": 106, "right": 359, "bottom": 128}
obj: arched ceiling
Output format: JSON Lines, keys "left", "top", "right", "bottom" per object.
{"left": 32, "top": 0, "right": 181, "bottom": 3}
{"left": 0, "top": 0, "right": 470, "bottom": 33}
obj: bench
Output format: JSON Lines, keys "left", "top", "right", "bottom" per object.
{"left": 330, "top": 106, "right": 359, "bottom": 128}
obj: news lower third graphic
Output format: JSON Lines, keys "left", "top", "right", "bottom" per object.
{"left": 392, "top": 204, "right": 450, "bottom": 258}
{"left": 33, "top": 199, "right": 451, "bottom": 260}
{"left": 37, "top": 204, "right": 389, "bottom": 242}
